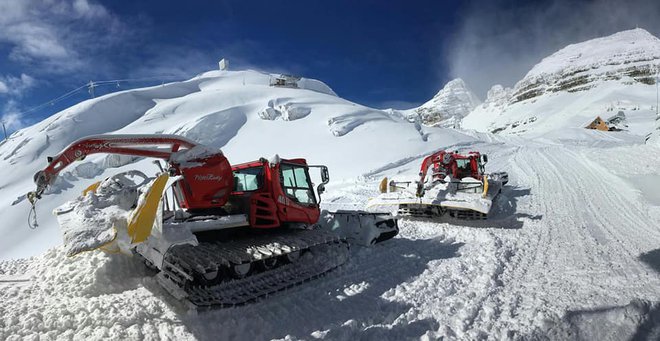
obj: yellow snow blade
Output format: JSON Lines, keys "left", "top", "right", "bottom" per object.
{"left": 482, "top": 175, "right": 489, "bottom": 198}
{"left": 127, "top": 174, "right": 169, "bottom": 244}
{"left": 379, "top": 177, "right": 388, "bottom": 193}
{"left": 82, "top": 181, "right": 101, "bottom": 196}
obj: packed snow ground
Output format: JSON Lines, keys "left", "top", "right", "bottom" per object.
{"left": 2, "top": 131, "right": 660, "bottom": 340}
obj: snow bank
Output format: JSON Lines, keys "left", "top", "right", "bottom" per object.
{"left": 0, "top": 247, "right": 190, "bottom": 341}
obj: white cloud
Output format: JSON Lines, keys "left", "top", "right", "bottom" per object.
{"left": 0, "top": 73, "right": 36, "bottom": 132}
{"left": 1, "top": 100, "right": 25, "bottom": 131}
{"left": 72, "top": 0, "right": 109, "bottom": 18}
{"left": 447, "top": 0, "right": 660, "bottom": 97}
{"left": 0, "top": 74, "right": 36, "bottom": 97}
{"left": 0, "top": 0, "right": 122, "bottom": 74}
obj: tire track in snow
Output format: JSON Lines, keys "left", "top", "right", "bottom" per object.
{"left": 489, "top": 142, "right": 660, "bottom": 336}
{"left": 543, "top": 147, "right": 658, "bottom": 275}
{"left": 481, "top": 145, "right": 558, "bottom": 336}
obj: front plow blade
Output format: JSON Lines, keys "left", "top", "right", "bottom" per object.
{"left": 319, "top": 210, "right": 399, "bottom": 246}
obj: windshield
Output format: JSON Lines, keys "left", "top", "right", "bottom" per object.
{"left": 455, "top": 158, "right": 474, "bottom": 178}
{"left": 280, "top": 163, "right": 316, "bottom": 205}
{"left": 456, "top": 159, "right": 471, "bottom": 170}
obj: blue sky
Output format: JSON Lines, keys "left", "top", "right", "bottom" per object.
{"left": 1, "top": 0, "right": 659, "bottom": 133}
{"left": 0, "top": 0, "right": 464, "bottom": 132}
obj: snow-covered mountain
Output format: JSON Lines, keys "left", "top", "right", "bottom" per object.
{"left": 408, "top": 78, "right": 481, "bottom": 128}
{"left": 481, "top": 85, "right": 514, "bottom": 112}
{"left": 463, "top": 28, "right": 660, "bottom": 138}
{"left": 0, "top": 69, "right": 475, "bottom": 260}
{"left": 514, "top": 28, "right": 660, "bottom": 103}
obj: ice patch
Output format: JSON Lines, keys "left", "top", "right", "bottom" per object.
{"left": 327, "top": 110, "right": 397, "bottom": 137}
{"left": 279, "top": 104, "right": 311, "bottom": 121}
{"left": 72, "top": 162, "right": 104, "bottom": 179}
{"left": 258, "top": 99, "right": 312, "bottom": 121}
{"left": 179, "top": 108, "right": 247, "bottom": 148}
{"left": 102, "top": 154, "right": 141, "bottom": 169}
{"left": 258, "top": 107, "right": 281, "bottom": 120}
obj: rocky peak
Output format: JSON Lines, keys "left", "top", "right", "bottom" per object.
{"left": 412, "top": 78, "right": 481, "bottom": 127}
{"left": 512, "top": 28, "right": 660, "bottom": 103}
{"left": 482, "top": 84, "right": 513, "bottom": 109}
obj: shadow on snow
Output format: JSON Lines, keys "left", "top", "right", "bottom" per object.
{"left": 405, "top": 186, "right": 538, "bottom": 230}
{"left": 525, "top": 299, "right": 660, "bottom": 341}
{"left": 639, "top": 249, "right": 660, "bottom": 274}
{"left": 169, "top": 237, "right": 464, "bottom": 340}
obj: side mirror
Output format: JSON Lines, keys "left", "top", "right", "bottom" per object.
{"left": 482, "top": 154, "right": 488, "bottom": 163}
{"left": 320, "top": 166, "right": 330, "bottom": 184}
{"left": 317, "top": 183, "right": 326, "bottom": 195}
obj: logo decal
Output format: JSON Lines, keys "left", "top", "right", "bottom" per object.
{"left": 194, "top": 174, "right": 223, "bottom": 181}
{"left": 88, "top": 142, "right": 111, "bottom": 150}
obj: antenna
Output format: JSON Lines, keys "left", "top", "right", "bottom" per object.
{"left": 655, "top": 70, "right": 660, "bottom": 120}
{"left": 1, "top": 121, "right": 7, "bottom": 141}
{"left": 88, "top": 80, "right": 96, "bottom": 98}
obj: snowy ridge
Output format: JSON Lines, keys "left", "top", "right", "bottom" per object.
{"left": 463, "top": 29, "right": 660, "bottom": 137}
{"left": 481, "top": 84, "right": 513, "bottom": 111}
{"left": 409, "top": 78, "right": 481, "bottom": 128}
{"left": 513, "top": 28, "right": 660, "bottom": 103}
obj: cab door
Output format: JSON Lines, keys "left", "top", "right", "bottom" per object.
{"left": 278, "top": 162, "right": 320, "bottom": 224}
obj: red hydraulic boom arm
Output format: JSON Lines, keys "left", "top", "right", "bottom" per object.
{"left": 28, "top": 134, "right": 235, "bottom": 210}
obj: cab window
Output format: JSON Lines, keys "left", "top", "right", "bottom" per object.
{"left": 455, "top": 159, "right": 473, "bottom": 178}
{"left": 233, "top": 167, "right": 263, "bottom": 192}
{"left": 280, "top": 164, "right": 316, "bottom": 205}
{"left": 456, "top": 159, "right": 470, "bottom": 170}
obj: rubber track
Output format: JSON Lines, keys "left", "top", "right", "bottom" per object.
{"left": 398, "top": 204, "right": 487, "bottom": 220}
{"left": 158, "top": 228, "right": 349, "bottom": 307}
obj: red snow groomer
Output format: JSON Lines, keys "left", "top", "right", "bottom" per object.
{"left": 369, "top": 150, "right": 508, "bottom": 220}
{"left": 27, "top": 134, "right": 398, "bottom": 307}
